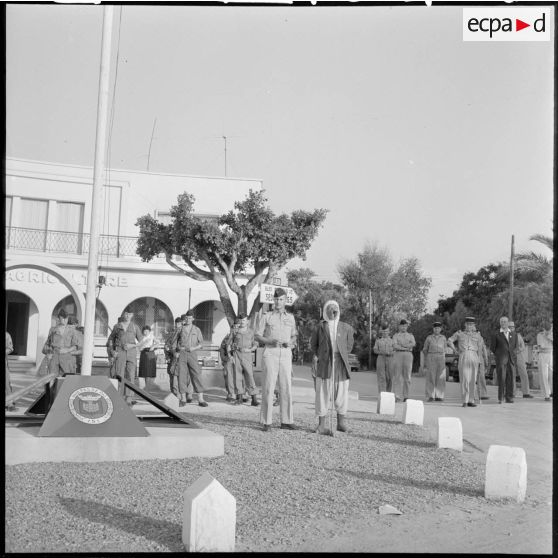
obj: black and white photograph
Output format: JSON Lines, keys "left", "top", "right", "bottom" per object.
{"left": 5, "top": 1, "right": 553, "bottom": 553}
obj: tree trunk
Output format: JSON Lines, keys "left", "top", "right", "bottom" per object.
{"left": 211, "top": 273, "right": 238, "bottom": 326}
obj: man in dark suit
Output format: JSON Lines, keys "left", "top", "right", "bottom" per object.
{"left": 491, "top": 316, "right": 517, "bottom": 404}
{"left": 311, "top": 300, "right": 355, "bottom": 434}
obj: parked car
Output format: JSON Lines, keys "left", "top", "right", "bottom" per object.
{"left": 348, "top": 353, "right": 360, "bottom": 372}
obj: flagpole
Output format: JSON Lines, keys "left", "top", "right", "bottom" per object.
{"left": 81, "top": 6, "right": 114, "bottom": 376}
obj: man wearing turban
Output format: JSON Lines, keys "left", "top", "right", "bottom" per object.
{"left": 310, "top": 300, "right": 355, "bottom": 434}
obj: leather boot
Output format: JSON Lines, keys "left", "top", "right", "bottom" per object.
{"left": 234, "top": 394, "right": 243, "bottom": 405}
{"left": 337, "top": 413, "right": 348, "bottom": 432}
{"left": 316, "top": 415, "right": 332, "bottom": 435}
{"left": 251, "top": 394, "right": 260, "bottom": 407}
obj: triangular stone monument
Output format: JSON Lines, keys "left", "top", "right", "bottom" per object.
{"left": 38, "top": 375, "right": 148, "bottom": 437}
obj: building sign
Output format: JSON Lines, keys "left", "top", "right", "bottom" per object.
{"left": 259, "top": 283, "right": 298, "bottom": 305}
{"left": 6, "top": 269, "right": 128, "bottom": 287}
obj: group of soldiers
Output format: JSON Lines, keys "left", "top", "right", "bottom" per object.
{"left": 373, "top": 315, "right": 551, "bottom": 406}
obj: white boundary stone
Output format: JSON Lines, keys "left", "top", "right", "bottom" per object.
{"left": 485, "top": 445, "right": 527, "bottom": 502}
{"left": 376, "top": 392, "right": 396, "bottom": 415}
{"left": 402, "top": 399, "right": 424, "bottom": 425}
{"left": 437, "top": 417, "right": 463, "bottom": 451}
{"left": 183, "top": 472, "right": 236, "bottom": 552}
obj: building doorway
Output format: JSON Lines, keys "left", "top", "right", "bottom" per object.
{"left": 122, "top": 297, "right": 173, "bottom": 342}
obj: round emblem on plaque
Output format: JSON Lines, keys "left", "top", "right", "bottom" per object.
{"left": 68, "top": 387, "right": 113, "bottom": 425}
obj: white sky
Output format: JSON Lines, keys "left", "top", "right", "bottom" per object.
{"left": 5, "top": 4, "right": 555, "bottom": 311}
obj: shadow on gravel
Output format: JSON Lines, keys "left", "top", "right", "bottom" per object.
{"left": 190, "top": 414, "right": 320, "bottom": 435}
{"left": 329, "top": 469, "right": 483, "bottom": 498}
{"left": 185, "top": 413, "right": 265, "bottom": 431}
{"left": 58, "top": 496, "right": 183, "bottom": 551}
{"left": 350, "top": 416, "right": 398, "bottom": 424}
{"left": 350, "top": 431, "right": 435, "bottom": 448}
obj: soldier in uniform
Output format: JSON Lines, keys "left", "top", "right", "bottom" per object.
{"left": 68, "top": 316, "right": 83, "bottom": 375}
{"left": 164, "top": 317, "right": 182, "bottom": 397}
{"left": 109, "top": 310, "right": 143, "bottom": 405}
{"left": 448, "top": 317, "right": 483, "bottom": 407}
{"left": 471, "top": 322, "right": 489, "bottom": 401}
{"left": 508, "top": 321, "right": 533, "bottom": 399}
{"left": 391, "top": 319, "right": 416, "bottom": 402}
{"left": 373, "top": 325, "right": 394, "bottom": 394}
{"left": 231, "top": 314, "right": 260, "bottom": 406}
{"left": 42, "top": 308, "right": 82, "bottom": 376}
{"left": 422, "top": 321, "right": 452, "bottom": 402}
{"left": 255, "top": 288, "right": 297, "bottom": 432}
{"left": 173, "top": 310, "right": 208, "bottom": 407}
{"left": 536, "top": 321, "right": 553, "bottom": 401}
{"left": 220, "top": 320, "right": 239, "bottom": 402}
{"left": 106, "top": 316, "right": 123, "bottom": 378}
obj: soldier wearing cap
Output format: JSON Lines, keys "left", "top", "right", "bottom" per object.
{"left": 219, "top": 320, "right": 239, "bottom": 402}
{"left": 164, "top": 317, "right": 188, "bottom": 399}
{"left": 508, "top": 321, "right": 532, "bottom": 399}
{"left": 391, "top": 319, "right": 416, "bottom": 402}
{"left": 255, "top": 287, "right": 298, "bottom": 431}
{"left": 373, "top": 325, "right": 394, "bottom": 394}
{"left": 448, "top": 317, "right": 483, "bottom": 407}
{"left": 42, "top": 308, "right": 83, "bottom": 377}
{"left": 173, "top": 310, "right": 208, "bottom": 407}
{"left": 422, "top": 321, "right": 452, "bottom": 402}
{"left": 471, "top": 321, "right": 489, "bottom": 401}
{"left": 106, "top": 309, "right": 143, "bottom": 405}
{"left": 536, "top": 321, "right": 553, "bottom": 401}
{"left": 231, "top": 313, "right": 260, "bottom": 406}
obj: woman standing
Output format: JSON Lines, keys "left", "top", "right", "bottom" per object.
{"left": 138, "top": 325, "right": 158, "bottom": 391}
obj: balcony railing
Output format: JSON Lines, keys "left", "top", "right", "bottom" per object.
{"left": 5, "top": 226, "right": 139, "bottom": 258}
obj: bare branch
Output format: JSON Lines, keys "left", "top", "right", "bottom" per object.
{"left": 165, "top": 255, "right": 210, "bottom": 281}
{"left": 244, "top": 261, "right": 269, "bottom": 293}
{"left": 214, "top": 252, "right": 242, "bottom": 295}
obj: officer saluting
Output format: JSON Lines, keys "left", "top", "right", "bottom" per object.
{"left": 255, "top": 288, "right": 297, "bottom": 432}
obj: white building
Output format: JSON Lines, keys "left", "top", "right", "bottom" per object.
{"left": 5, "top": 157, "right": 268, "bottom": 372}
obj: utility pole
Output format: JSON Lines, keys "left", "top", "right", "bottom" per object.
{"left": 81, "top": 6, "right": 114, "bottom": 376}
{"left": 368, "top": 289, "right": 372, "bottom": 370}
{"left": 223, "top": 135, "right": 227, "bottom": 177}
{"left": 147, "top": 117, "right": 157, "bottom": 171}
{"left": 508, "top": 234, "right": 515, "bottom": 320}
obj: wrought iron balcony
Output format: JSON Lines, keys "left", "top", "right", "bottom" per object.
{"left": 5, "top": 226, "right": 139, "bottom": 258}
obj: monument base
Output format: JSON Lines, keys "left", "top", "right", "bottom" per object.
{"left": 5, "top": 424, "right": 224, "bottom": 465}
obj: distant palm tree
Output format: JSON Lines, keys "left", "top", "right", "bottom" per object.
{"left": 514, "top": 233, "right": 553, "bottom": 281}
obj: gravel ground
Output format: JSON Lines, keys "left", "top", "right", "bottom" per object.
{"left": 6, "top": 402, "right": 492, "bottom": 553}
